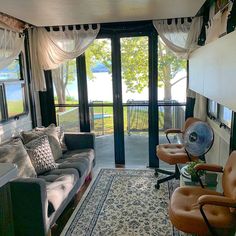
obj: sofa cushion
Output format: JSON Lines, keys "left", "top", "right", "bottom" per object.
{"left": 0, "top": 139, "right": 37, "bottom": 178}
{"left": 38, "top": 168, "right": 79, "bottom": 215}
{"left": 21, "top": 124, "right": 62, "bottom": 160}
{"left": 26, "top": 135, "right": 58, "bottom": 175}
{"left": 57, "top": 149, "right": 94, "bottom": 177}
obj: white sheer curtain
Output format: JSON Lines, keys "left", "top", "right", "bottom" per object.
{"left": 153, "top": 17, "right": 203, "bottom": 59}
{"left": 153, "top": 17, "right": 205, "bottom": 120}
{"left": 0, "top": 28, "right": 24, "bottom": 70}
{"left": 29, "top": 24, "right": 100, "bottom": 91}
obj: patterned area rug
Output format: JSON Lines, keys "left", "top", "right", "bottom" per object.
{"left": 61, "top": 169, "right": 181, "bottom": 236}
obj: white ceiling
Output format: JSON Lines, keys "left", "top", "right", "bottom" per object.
{"left": 0, "top": 0, "right": 206, "bottom": 27}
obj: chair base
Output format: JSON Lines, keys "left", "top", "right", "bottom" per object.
{"left": 155, "top": 165, "right": 180, "bottom": 189}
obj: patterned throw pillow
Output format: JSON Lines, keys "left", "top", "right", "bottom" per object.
{"left": 21, "top": 124, "right": 62, "bottom": 160}
{"left": 0, "top": 139, "right": 36, "bottom": 178}
{"left": 25, "top": 135, "right": 57, "bottom": 175}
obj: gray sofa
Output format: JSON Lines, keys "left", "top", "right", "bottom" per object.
{"left": 10, "top": 132, "right": 95, "bottom": 236}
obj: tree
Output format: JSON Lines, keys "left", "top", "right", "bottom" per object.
{"left": 53, "top": 59, "right": 76, "bottom": 112}
{"left": 85, "top": 37, "right": 186, "bottom": 129}
{"left": 85, "top": 39, "right": 111, "bottom": 80}
{"left": 157, "top": 39, "right": 187, "bottom": 129}
{"left": 54, "top": 37, "right": 186, "bottom": 130}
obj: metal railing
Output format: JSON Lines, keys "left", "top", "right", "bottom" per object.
{"left": 55, "top": 100, "right": 186, "bottom": 135}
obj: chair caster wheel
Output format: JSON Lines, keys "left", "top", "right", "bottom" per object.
{"left": 154, "top": 172, "right": 159, "bottom": 177}
{"left": 155, "top": 183, "right": 160, "bottom": 189}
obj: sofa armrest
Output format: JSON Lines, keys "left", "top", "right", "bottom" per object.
{"left": 64, "top": 132, "right": 95, "bottom": 150}
{"left": 10, "top": 178, "right": 49, "bottom": 236}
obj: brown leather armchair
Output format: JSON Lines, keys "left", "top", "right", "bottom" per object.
{"left": 155, "top": 117, "right": 201, "bottom": 189}
{"left": 169, "top": 151, "right": 236, "bottom": 236}
{"left": 165, "top": 117, "right": 201, "bottom": 143}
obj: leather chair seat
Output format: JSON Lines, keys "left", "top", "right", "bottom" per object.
{"left": 169, "top": 186, "right": 236, "bottom": 234}
{"left": 156, "top": 144, "right": 198, "bottom": 165}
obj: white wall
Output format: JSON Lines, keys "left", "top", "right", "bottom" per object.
{"left": 188, "top": 31, "right": 236, "bottom": 192}
{"left": 189, "top": 30, "right": 236, "bottom": 112}
{"left": 205, "top": 118, "right": 230, "bottom": 192}
{"left": 205, "top": 118, "right": 230, "bottom": 166}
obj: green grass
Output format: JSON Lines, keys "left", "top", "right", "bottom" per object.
{"left": 56, "top": 105, "right": 166, "bottom": 135}
{"left": 7, "top": 101, "right": 24, "bottom": 117}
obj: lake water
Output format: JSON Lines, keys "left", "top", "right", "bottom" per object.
{"left": 66, "top": 72, "right": 186, "bottom": 103}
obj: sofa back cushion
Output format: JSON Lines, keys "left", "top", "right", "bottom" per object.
{"left": 0, "top": 139, "right": 36, "bottom": 178}
{"left": 26, "top": 135, "right": 58, "bottom": 175}
{"left": 21, "top": 124, "right": 62, "bottom": 160}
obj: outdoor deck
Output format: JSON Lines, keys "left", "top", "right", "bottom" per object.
{"left": 94, "top": 133, "right": 175, "bottom": 171}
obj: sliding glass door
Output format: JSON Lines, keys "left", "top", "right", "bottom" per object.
{"left": 53, "top": 59, "right": 80, "bottom": 132}
{"left": 52, "top": 24, "right": 187, "bottom": 168}
{"left": 85, "top": 39, "right": 115, "bottom": 168}
{"left": 121, "top": 36, "right": 149, "bottom": 167}
{"left": 157, "top": 36, "right": 187, "bottom": 168}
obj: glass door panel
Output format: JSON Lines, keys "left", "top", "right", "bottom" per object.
{"left": 121, "top": 36, "right": 149, "bottom": 167}
{"left": 85, "top": 38, "right": 114, "bottom": 168}
{"left": 158, "top": 36, "right": 187, "bottom": 143}
{"left": 157, "top": 36, "right": 187, "bottom": 168}
{"left": 53, "top": 59, "right": 80, "bottom": 131}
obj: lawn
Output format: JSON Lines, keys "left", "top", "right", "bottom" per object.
{"left": 56, "top": 105, "right": 167, "bottom": 136}
{"left": 7, "top": 101, "right": 24, "bottom": 117}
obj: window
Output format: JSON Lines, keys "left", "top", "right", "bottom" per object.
{"left": 52, "top": 59, "right": 80, "bottom": 131}
{"left": 208, "top": 100, "right": 218, "bottom": 118}
{"left": 219, "top": 105, "right": 232, "bottom": 128}
{"left": 207, "top": 99, "right": 232, "bottom": 128}
{"left": 0, "top": 55, "right": 28, "bottom": 122}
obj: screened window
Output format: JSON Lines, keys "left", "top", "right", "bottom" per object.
{"left": 0, "top": 58, "right": 21, "bottom": 81}
{"left": 208, "top": 100, "right": 218, "bottom": 118}
{"left": 219, "top": 105, "right": 232, "bottom": 128}
{"left": 207, "top": 99, "right": 232, "bottom": 128}
{"left": 0, "top": 56, "right": 28, "bottom": 122}
{"left": 52, "top": 59, "right": 80, "bottom": 131}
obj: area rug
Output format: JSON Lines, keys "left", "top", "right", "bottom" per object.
{"left": 61, "top": 168, "right": 180, "bottom": 236}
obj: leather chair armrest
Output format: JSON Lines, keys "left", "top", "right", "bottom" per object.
{"left": 194, "top": 163, "right": 223, "bottom": 173}
{"left": 164, "top": 128, "right": 182, "bottom": 134}
{"left": 198, "top": 195, "right": 236, "bottom": 208}
{"left": 64, "top": 132, "right": 95, "bottom": 150}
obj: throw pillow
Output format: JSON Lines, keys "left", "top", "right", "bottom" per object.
{"left": 56, "top": 126, "right": 68, "bottom": 153}
{"left": 35, "top": 125, "right": 68, "bottom": 152}
{"left": 25, "top": 135, "right": 57, "bottom": 175}
{"left": 21, "top": 124, "right": 62, "bottom": 160}
{"left": 0, "top": 139, "right": 36, "bottom": 178}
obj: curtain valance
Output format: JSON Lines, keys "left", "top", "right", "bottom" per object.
{"left": 153, "top": 17, "right": 203, "bottom": 59}
{"left": 0, "top": 28, "right": 24, "bottom": 70}
{"left": 29, "top": 24, "right": 100, "bottom": 91}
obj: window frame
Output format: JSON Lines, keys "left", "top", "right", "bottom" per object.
{"left": 207, "top": 99, "right": 232, "bottom": 129}
{"left": 0, "top": 53, "right": 29, "bottom": 123}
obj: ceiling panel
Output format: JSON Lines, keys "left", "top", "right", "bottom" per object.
{"left": 0, "top": 0, "right": 206, "bottom": 26}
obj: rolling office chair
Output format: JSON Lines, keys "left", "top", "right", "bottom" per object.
{"left": 169, "top": 151, "right": 236, "bottom": 236}
{"left": 155, "top": 117, "right": 201, "bottom": 189}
